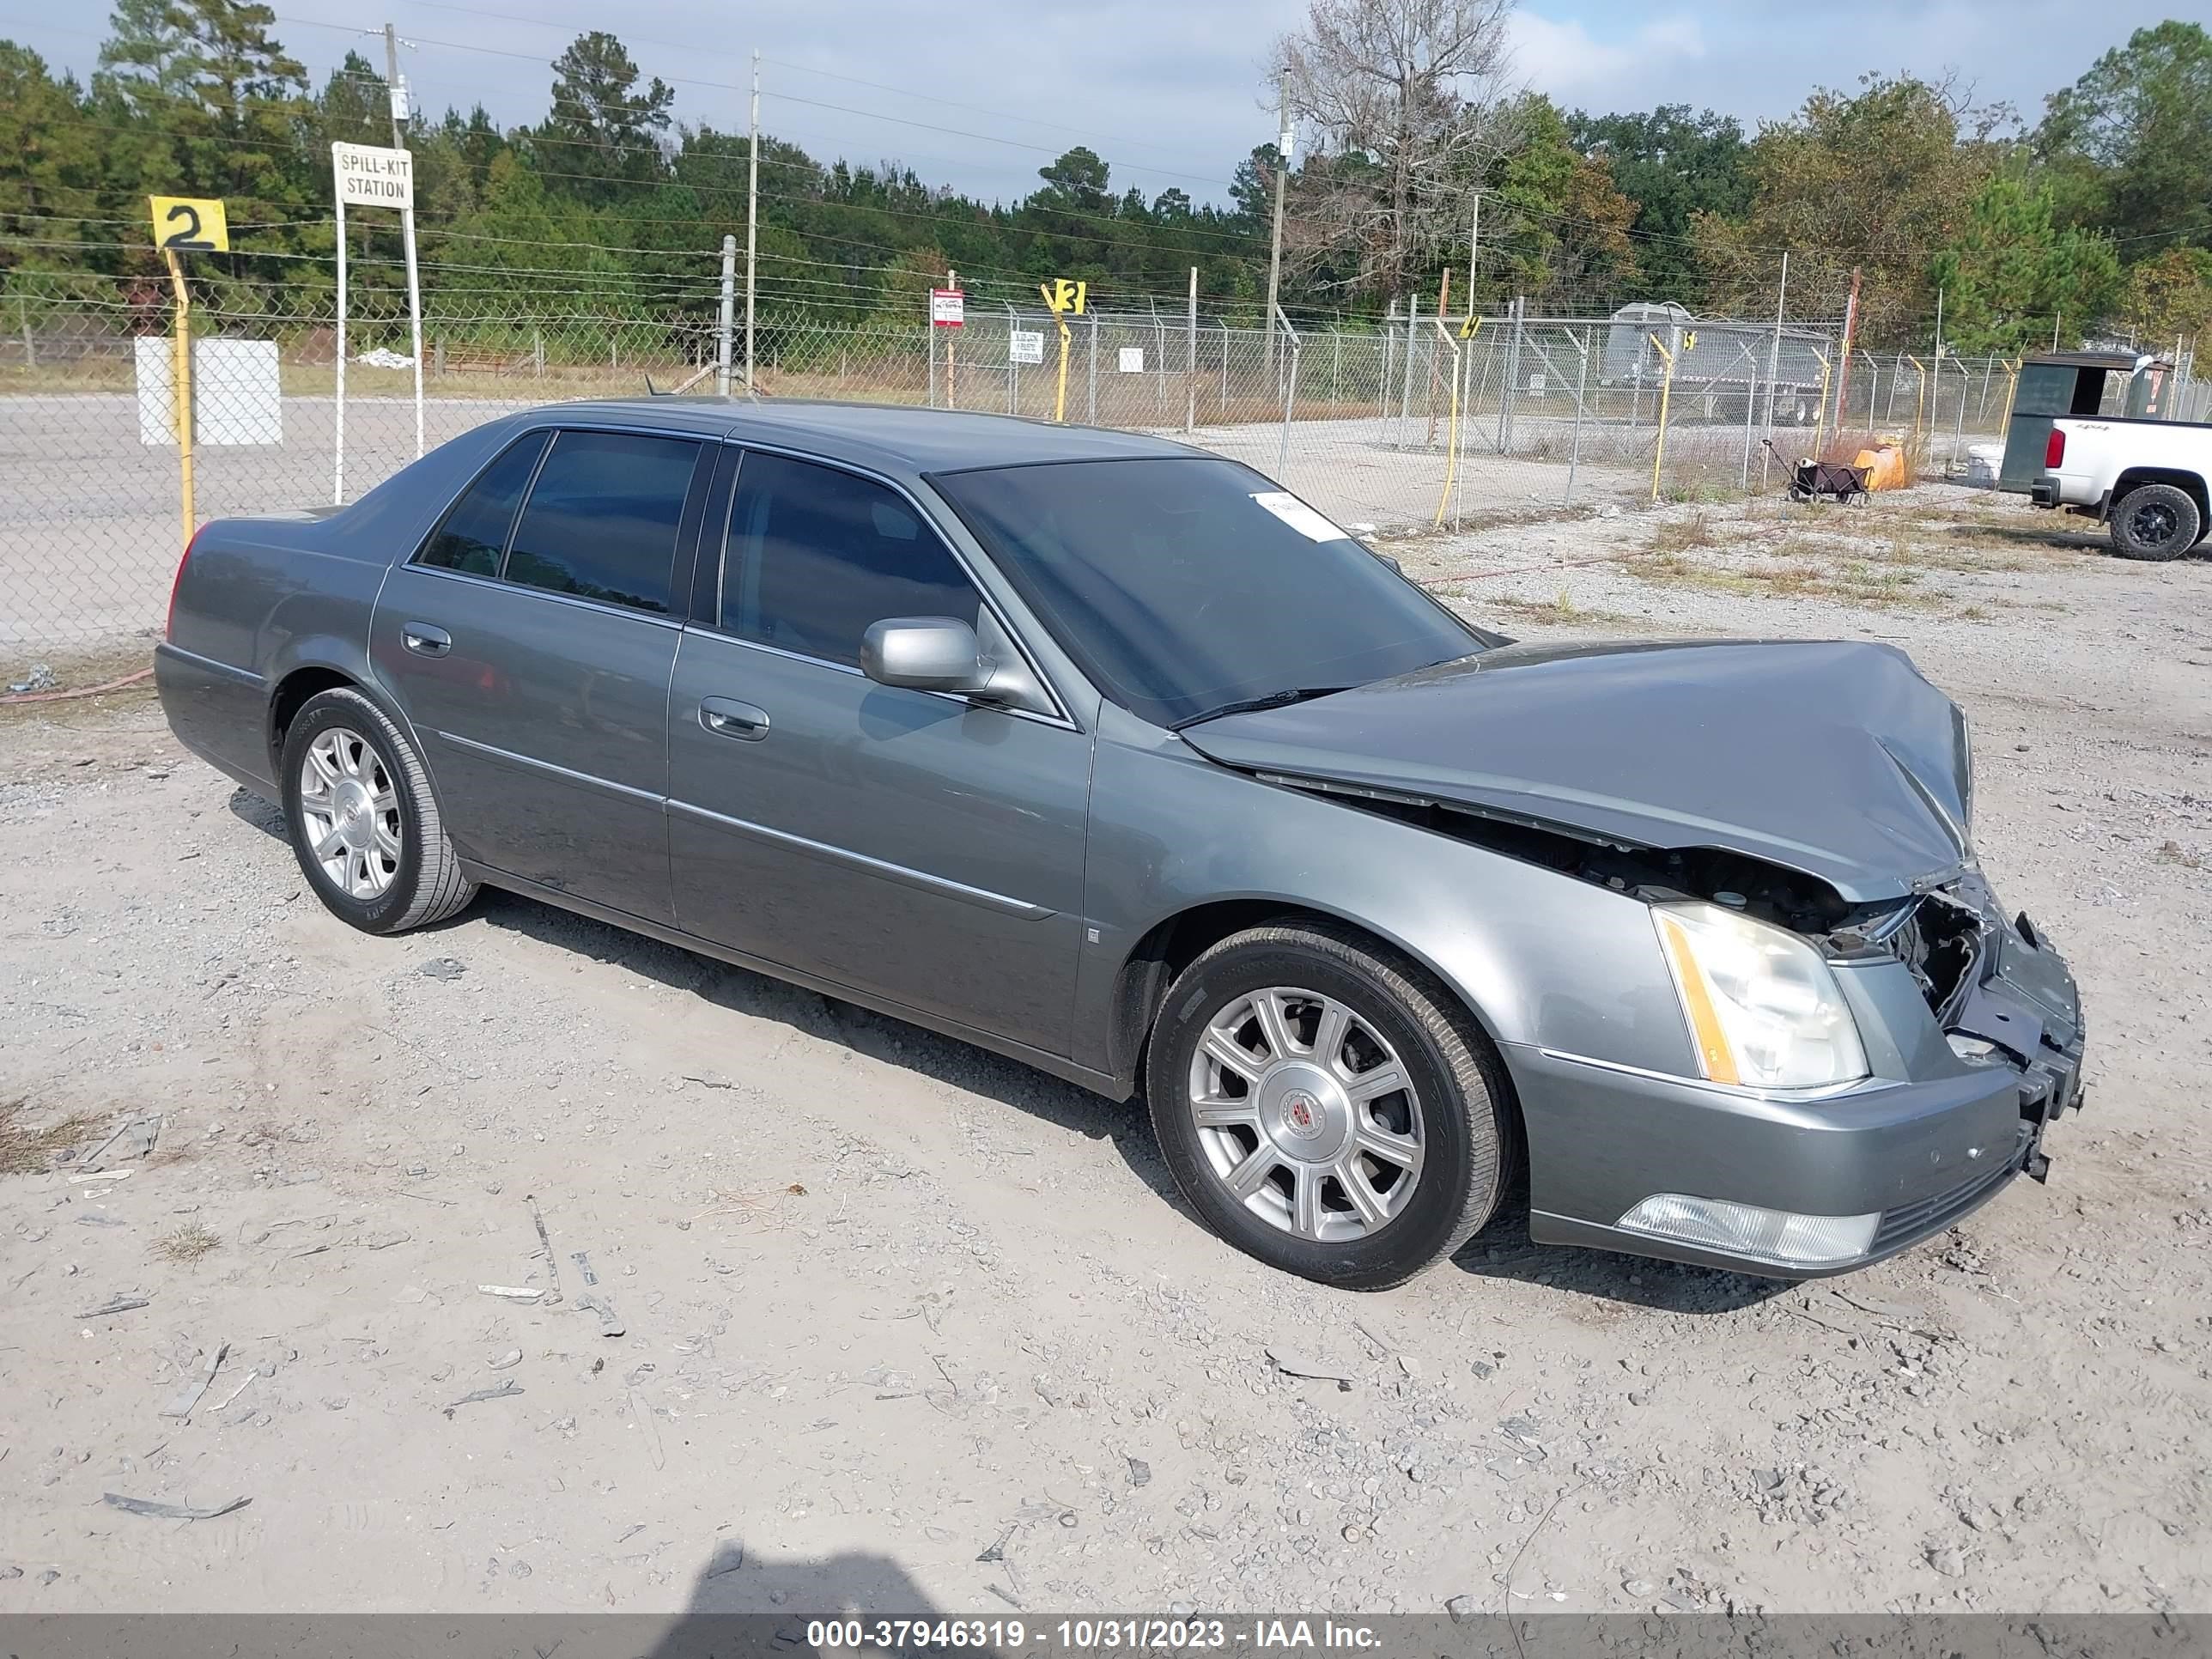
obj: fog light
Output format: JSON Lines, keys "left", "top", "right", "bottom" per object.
{"left": 1616, "top": 1194, "right": 1880, "bottom": 1267}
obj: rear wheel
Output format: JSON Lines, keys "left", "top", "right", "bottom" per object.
{"left": 1146, "top": 921, "right": 1512, "bottom": 1291}
{"left": 280, "top": 687, "right": 477, "bottom": 934}
{"left": 2109, "top": 483, "right": 2201, "bottom": 561}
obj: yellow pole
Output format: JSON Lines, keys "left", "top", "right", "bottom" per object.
{"left": 165, "top": 248, "right": 194, "bottom": 550}
{"left": 1042, "top": 282, "right": 1072, "bottom": 423}
{"left": 1646, "top": 332, "right": 1675, "bottom": 504}
{"left": 1808, "top": 348, "right": 1832, "bottom": 467}
{"left": 1906, "top": 355, "right": 1927, "bottom": 459}
{"left": 1431, "top": 321, "right": 1462, "bottom": 526}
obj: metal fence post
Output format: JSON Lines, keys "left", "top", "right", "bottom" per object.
{"left": 714, "top": 234, "right": 735, "bottom": 397}
{"left": 1273, "top": 305, "right": 1298, "bottom": 477}
{"left": 1739, "top": 363, "right": 1758, "bottom": 492}
{"left": 1087, "top": 312, "right": 1098, "bottom": 424}
{"left": 1381, "top": 301, "right": 1395, "bottom": 424}
{"left": 1007, "top": 303, "right": 1018, "bottom": 415}
{"left": 1565, "top": 328, "right": 1589, "bottom": 506}
{"left": 1185, "top": 266, "right": 1196, "bottom": 435}
{"left": 1399, "top": 295, "right": 1419, "bottom": 443}
{"left": 1499, "top": 296, "right": 1524, "bottom": 455}
{"left": 1219, "top": 324, "right": 1229, "bottom": 417}
{"left": 928, "top": 315, "right": 937, "bottom": 409}
{"left": 17, "top": 295, "right": 32, "bottom": 369}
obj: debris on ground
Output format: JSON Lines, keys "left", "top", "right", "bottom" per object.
{"left": 442, "top": 1380, "right": 523, "bottom": 1417}
{"left": 1265, "top": 1348, "right": 1355, "bottom": 1390}
{"left": 75, "top": 1295, "right": 150, "bottom": 1319}
{"left": 8, "top": 664, "right": 58, "bottom": 695}
{"left": 102, "top": 1492, "right": 250, "bottom": 1522}
{"left": 161, "top": 1342, "right": 228, "bottom": 1418}
{"left": 418, "top": 958, "right": 466, "bottom": 981}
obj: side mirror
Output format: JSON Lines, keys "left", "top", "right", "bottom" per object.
{"left": 860, "top": 617, "right": 990, "bottom": 695}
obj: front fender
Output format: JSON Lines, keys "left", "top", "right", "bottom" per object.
{"left": 1074, "top": 714, "right": 1695, "bottom": 1084}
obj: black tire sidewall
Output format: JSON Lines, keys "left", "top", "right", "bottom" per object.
{"left": 279, "top": 692, "right": 432, "bottom": 933}
{"left": 1146, "top": 939, "right": 1490, "bottom": 1290}
{"left": 2112, "top": 485, "right": 2200, "bottom": 561}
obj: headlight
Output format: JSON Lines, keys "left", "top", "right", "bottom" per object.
{"left": 1652, "top": 902, "right": 1868, "bottom": 1089}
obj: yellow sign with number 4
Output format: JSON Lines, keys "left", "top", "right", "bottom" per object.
{"left": 149, "top": 196, "right": 228, "bottom": 253}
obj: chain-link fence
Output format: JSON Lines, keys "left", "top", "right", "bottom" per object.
{"left": 3, "top": 261, "right": 2197, "bottom": 658}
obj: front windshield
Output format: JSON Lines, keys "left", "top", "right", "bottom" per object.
{"left": 930, "top": 457, "right": 1482, "bottom": 726}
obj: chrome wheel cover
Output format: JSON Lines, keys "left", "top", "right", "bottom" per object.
{"left": 1187, "top": 986, "right": 1425, "bottom": 1242}
{"left": 298, "top": 726, "right": 401, "bottom": 899}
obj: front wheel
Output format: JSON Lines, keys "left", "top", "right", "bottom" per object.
{"left": 1145, "top": 921, "right": 1513, "bottom": 1291}
{"left": 279, "top": 686, "right": 477, "bottom": 934}
{"left": 2110, "top": 483, "right": 2202, "bottom": 561}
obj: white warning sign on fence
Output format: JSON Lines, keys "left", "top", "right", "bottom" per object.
{"left": 135, "top": 337, "right": 283, "bottom": 447}
{"left": 1010, "top": 330, "right": 1044, "bottom": 366}
{"left": 1118, "top": 346, "right": 1145, "bottom": 374}
{"left": 332, "top": 142, "right": 414, "bottom": 210}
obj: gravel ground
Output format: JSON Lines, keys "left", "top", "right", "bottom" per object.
{"left": 1, "top": 485, "right": 2207, "bottom": 1617}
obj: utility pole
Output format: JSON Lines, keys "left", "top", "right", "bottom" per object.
{"left": 1465, "top": 192, "right": 1481, "bottom": 318}
{"left": 383, "top": 23, "right": 405, "bottom": 147}
{"left": 381, "top": 21, "right": 423, "bottom": 456}
{"left": 1832, "top": 266, "right": 1861, "bottom": 428}
{"left": 745, "top": 49, "right": 759, "bottom": 398}
{"left": 1264, "top": 70, "right": 1290, "bottom": 376}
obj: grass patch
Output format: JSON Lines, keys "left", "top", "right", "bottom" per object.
{"left": 1630, "top": 545, "right": 1941, "bottom": 611}
{"left": 0, "top": 1098, "right": 100, "bottom": 1176}
{"left": 1485, "top": 590, "right": 1642, "bottom": 628}
{"left": 1649, "top": 511, "right": 1717, "bottom": 554}
{"left": 154, "top": 1222, "right": 221, "bottom": 1265}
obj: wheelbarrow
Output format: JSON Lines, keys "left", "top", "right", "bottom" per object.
{"left": 1762, "top": 439, "right": 1870, "bottom": 504}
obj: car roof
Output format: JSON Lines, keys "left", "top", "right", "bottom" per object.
{"left": 525, "top": 397, "right": 1211, "bottom": 475}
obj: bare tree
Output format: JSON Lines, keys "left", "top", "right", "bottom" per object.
{"left": 1276, "top": 0, "right": 1519, "bottom": 302}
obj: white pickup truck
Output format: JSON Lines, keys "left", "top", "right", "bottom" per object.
{"left": 2029, "top": 417, "right": 2211, "bottom": 560}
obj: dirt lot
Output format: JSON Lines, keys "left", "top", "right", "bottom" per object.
{"left": 2, "top": 486, "right": 2208, "bottom": 1617}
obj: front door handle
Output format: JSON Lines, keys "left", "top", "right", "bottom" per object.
{"left": 699, "top": 696, "right": 770, "bottom": 740}
{"left": 402, "top": 622, "right": 452, "bottom": 658}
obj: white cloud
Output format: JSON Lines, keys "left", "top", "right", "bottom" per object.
{"left": 1508, "top": 9, "right": 1709, "bottom": 107}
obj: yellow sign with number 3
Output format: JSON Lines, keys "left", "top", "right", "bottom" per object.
{"left": 149, "top": 196, "right": 229, "bottom": 253}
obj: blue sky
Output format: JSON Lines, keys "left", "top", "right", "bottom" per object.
{"left": 4, "top": 0, "right": 2194, "bottom": 205}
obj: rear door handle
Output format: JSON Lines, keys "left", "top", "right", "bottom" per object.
{"left": 699, "top": 696, "right": 770, "bottom": 740}
{"left": 402, "top": 623, "right": 452, "bottom": 658}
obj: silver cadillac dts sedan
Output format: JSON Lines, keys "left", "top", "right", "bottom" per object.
{"left": 155, "top": 399, "right": 2086, "bottom": 1290}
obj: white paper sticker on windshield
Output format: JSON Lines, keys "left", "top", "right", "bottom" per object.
{"left": 1251, "top": 490, "right": 1352, "bottom": 543}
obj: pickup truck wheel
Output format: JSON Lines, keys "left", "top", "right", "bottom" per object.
{"left": 1146, "top": 921, "right": 1513, "bottom": 1291}
{"left": 2109, "top": 483, "right": 2201, "bottom": 561}
{"left": 279, "top": 687, "right": 477, "bottom": 935}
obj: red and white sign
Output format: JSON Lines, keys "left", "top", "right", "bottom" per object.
{"left": 930, "top": 288, "right": 965, "bottom": 328}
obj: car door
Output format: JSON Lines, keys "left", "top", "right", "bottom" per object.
{"left": 371, "top": 425, "right": 711, "bottom": 926}
{"left": 666, "top": 447, "right": 1091, "bottom": 1057}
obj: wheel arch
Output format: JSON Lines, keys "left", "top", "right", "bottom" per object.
{"left": 2112, "top": 467, "right": 2209, "bottom": 526}
{"left": 1108, "top": 896, "right": 1516, "bottom": 1094}
{"left": 264, "top": 656, "right": 420, "bottom": 781}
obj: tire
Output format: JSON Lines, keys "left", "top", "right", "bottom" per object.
{"left": 279, "top": 686, "right": 477, "bottom": 934}
{"left": 2109, "top": 483, "right": 2202, "bottom": 561}
{"left": 1144, "top": 920, "right": 1514, "bottom": 1291}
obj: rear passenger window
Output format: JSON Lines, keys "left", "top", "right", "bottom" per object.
{"left": 418, "top": 431, "right": 547, "bottom": 575}
{"left": 504, "top": 431, "right": 701, "bottom": 615}
{"left": 721, "top": 452, "right": 978, "bottom": 665}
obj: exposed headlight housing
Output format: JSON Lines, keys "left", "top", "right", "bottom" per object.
{"left": 1652, "top": 902, "right": 1868, "bottom": 1089}
{"left": 1616, "top": 1194, "right": 1880, "bottom": 1267}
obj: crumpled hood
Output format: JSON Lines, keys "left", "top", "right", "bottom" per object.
{"left": 1177, "top": 638, "right": 1974, "bottom": 902}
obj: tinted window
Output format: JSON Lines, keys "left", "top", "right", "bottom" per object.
{"left": 418, "top": 431, "right": 547, "bottom": 575}
{"left": 504, "top": 430, "right": 700, "bottom": 614}
{"left": 932, "top": 458, "right": 1480, "bottom": 726}
{"left": 721, "top": 453, "right": 978, "bottom": 665}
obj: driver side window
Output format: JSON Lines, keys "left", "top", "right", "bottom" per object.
{"left": 720, "top": 451, "right": 979, "bottom": 667}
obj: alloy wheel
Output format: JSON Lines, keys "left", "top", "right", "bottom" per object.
{"left": 298, "top": 726, "right": 401, "bottom": 899}
{"left": 1186, "top": 986, "right": 1424, "bottom": 1242}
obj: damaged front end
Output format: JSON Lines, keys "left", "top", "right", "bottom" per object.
{"left": 1255, "top": 770, "right": 2088, "bottom": 1239}
{"left": 1884, "top": 870, "right": 2087, "bottom": 1179}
